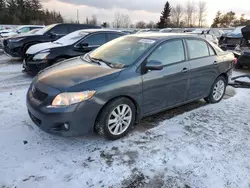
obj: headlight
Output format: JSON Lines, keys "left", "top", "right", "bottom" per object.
{"left": 9, "top": 37, "right": 24, "bottom": 42}
{"left": 33, "top": 52, "right": 50, "bottom": 60}
{"left": 51, "top": 91, "right": 96, "bottom": 106}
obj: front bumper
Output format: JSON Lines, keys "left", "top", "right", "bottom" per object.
{"left": 4, "top": 42, "right": 23, "bottom": 58}
{"left": 26, "top": 82, "right": 102, "bottom": 137}
{"left": 23, "top": 57, "right": 49, "bottom": 73}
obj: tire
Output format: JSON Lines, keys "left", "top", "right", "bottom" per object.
{"left": 235, "top": 62, "right": 243, "bottom": 69}
{"left": 95, "top": 98, "right": 136, "bottom": 140}
{"left": 204, "top": 76, "right": 226, "bottom": 104}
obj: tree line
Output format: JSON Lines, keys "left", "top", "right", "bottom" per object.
{"left": 211, "top": 11, "right": 250, "bottom": 28}
{"left": 0, "top": 0, "right": 64, "bottom": 25}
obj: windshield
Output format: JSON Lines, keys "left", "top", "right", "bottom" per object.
{"left": 55, "top": 30, "right": 88, "bottom": 45}
{"left": 36, "top": 24, "right": 57, "bottom": 35}
{"left": 17, "top": 27, "right": 30, "bottom": 33}
{"left": 88, "top": 36, "right": 156, "bottom": 68}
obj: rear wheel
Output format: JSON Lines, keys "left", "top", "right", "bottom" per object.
{"left": 205, "top": 76, "right": 226, "bottom": 104}
{"left": 95, "top": 98, "right": 136, "bottom": 140}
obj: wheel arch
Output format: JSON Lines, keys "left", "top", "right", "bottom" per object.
{"left": 218, "top": 72, "right": 228, "bottom": 84}
{"left": 94, "top": 95, "right": 141, "bottom": 132}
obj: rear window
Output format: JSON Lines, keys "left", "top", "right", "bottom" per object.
{"left": 208, "top": 41, "right": 223, "bottom": 54}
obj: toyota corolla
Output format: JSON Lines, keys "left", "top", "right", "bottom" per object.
{"left": 27, "top": 33, "right": 234, "bottom": 140}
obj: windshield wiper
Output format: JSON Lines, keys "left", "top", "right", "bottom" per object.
{"left": 86, "top": 54, "right": 101, "bottom": 65}
{"left": 91, "top": 56, "right": 114, "bottom": 68}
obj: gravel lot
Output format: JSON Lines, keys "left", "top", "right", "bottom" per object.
{"left": 0, "top": 51, "right": 250, "bottom": 188}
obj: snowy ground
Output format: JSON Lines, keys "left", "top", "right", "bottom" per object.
{"left": 0, "top": 52, "right": 250, "bottom": 188}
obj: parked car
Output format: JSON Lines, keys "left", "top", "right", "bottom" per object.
{"left": 0, "top": 25, "right": 44, "bottom": 38}
{"left": 159, "top": 28, "right": 173, "bottom": 33}
{"left": 189, "top": 33, "right": 219, "bottom": 45}
{"left": 220, "top": 26, "right": 245, "bottom": 51}
{"left": 0, "top": 28, "right": 42, "bottom": 50}
{"left": 27, "top": 33, "right": 234, "bottom": 140}
{"left": 23, "top": 29, "right": 125, "bottom": 73}
{"left": 233, "top": 26, "right": 250, "bottom": 69}
{"left": 3, "top": 23, "right": 101, "bottom": 58}
{"left": 136, "top": 29, "right": 160, "bottom": 33}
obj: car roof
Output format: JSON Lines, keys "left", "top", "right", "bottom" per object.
{"left": 128, "top": 33, "right": 206, "bottom": 40}
{"left": 18, "top": 25, "right": 44, "bottom": 28}
{"left": 77, "top": 29, "right": 125, "bottom": 34}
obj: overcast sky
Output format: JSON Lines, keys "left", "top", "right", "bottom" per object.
{"left": 41, "top": 0, "right": 250, "bottom": 26}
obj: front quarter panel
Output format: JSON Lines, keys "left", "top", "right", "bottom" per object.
{"left": 91, "top": 67, "right": 143, "bottom": 117}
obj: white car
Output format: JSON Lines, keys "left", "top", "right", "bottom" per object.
{"left": 0, "top": 25, "right": 44, "bottom": 38}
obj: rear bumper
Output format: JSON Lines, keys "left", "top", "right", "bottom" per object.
{"left": 26, "top": 85, "right": 102, "bottom": 137}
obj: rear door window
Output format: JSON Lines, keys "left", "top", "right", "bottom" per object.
{"left": 186, "top": 39, "right": 209, "bottom": 59}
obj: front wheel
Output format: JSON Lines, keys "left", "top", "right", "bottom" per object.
{"left": 205, "top": 76, "right": 226, "bottom": 104}
{"left": 95, "top": 98, "right": 136, "bottom": 140}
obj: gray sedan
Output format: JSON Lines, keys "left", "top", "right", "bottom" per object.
{"left": 27, "top": 33, "right": 235, "bottom": 140}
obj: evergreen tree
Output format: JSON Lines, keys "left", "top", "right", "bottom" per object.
{"left": 0, "top": 0, "right": 7, "bottom": 23}
{"left": 157, "top": 1, "right": 171, "bottom": 28}
{"left": 211, "top": 11, "right": 221, "bottom": 28}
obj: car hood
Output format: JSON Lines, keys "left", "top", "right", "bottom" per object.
{"left": 38, "top": 57, "right": 121, "bottom": 91}
{"left": 226, "top": 31, "right": 243, "bottom": 38}
{"left": 241, "top": 26, "right": 250, "bottom": 41}
{"left": 26, "top": 42, "right": 63, "bottom": 54}
{"left": 1, "top": 32, "right": 18, "bottom": 37}
{"left": 6, "top": 33, "right": 42, "bottom": 40}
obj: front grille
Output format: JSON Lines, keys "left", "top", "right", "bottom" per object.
{"left": 226, "top": 38, "right": 241, "bottom": 45}
{"left": 32, "top": 88, "right": 48, "bottom": 102}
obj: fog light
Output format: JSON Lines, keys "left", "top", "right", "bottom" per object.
{"left": 64, "top": 123, "right": 69, "bottom": 130}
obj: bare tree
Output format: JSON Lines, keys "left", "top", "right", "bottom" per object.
{"left": 122, "top": 14, "right": 131, "bottom": 28}
{"left": 171, "top": 4, "right": 184, "bottom": 27}
{"left": 146, "top": 21, "right": 156, "bottom": 28}
{"left": 113, "top": 12, "right": 131, "bottom": 28}
{"left": 185, "top": 0, "right": 196, "bottom": 27}
{"left": 136, "top": 21, "right": 146, "bottom": 29}
{"left": 84, "top": 15, "right": 98, "bottom": 25}
{"left": 197, "top": 0, "right": 207, "bottom": 27}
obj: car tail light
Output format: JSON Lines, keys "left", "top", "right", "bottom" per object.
{"left": 233, "top": 57, "right": 237, "bottom": 64}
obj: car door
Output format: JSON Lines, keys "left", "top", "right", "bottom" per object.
{"left": 185, "top": 39, "right": 218, "bottom": 100}
{"left": 107, "top": 33, "right": 124, "bottom": 42}
{"left": 76, "top": 33, "right": 107, "bottom": 53}
{"left": 142, "top": 39, "right": 190, "bottom": 114}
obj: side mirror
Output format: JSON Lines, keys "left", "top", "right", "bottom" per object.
{"left": 79, "top": 43, "right": 89, "bottom": 48}
{"left": 145, "top": 60, "right": 163, "bottom": 71}
{"left": 48, "top": 32, "right": 57, "bottom": 38}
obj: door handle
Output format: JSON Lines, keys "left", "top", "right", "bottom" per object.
{"left": 181, "top": 67, "right": 189, "bottom": 73}
{"left": 213, "top": 61, "right": 219, "bottom": 66}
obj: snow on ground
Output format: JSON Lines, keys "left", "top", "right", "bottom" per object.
{"left": 0, "top": 53, "right": 250, "bottom": 188}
